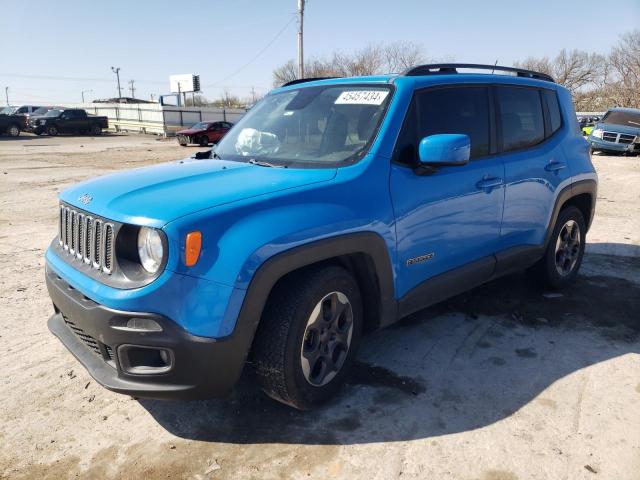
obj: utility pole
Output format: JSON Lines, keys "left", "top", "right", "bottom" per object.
{"left": 250, "top": 86, "right": 257, "bottom": 104}
{"left": 4, "top": 87, "right": 9, "bottom": 106}
{"left": 297, "top": 0, "right": 305, "bottom": 79}
{"left": 81, "top": 89, "right": 93, "bottom": 103}
{"left": 128, "top": 79, "right": 136, "bottom": 99}
{"left": 111, "top": 66, "right": 122, "bottom": 100}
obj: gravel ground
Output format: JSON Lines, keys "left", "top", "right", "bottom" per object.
{"left": 0, "top": 134, "right": 638, "bottom": 480}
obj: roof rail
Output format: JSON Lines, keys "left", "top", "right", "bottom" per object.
{"left": 403, "top": 63, "right": 555, "bottom": 83}
{"left": 281, "top": 76, "right": 341, "bottom": 87}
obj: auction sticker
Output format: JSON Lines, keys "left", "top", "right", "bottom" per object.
{"left": 335, "top": 90, "right": 389, "bottom": 105}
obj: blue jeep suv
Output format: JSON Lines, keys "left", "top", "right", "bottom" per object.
{"left": 46, "top": 64, "right": 597, "bottom": 409}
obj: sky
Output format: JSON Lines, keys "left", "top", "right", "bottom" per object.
{"left": 2, "top": 0, "right": 639, "bottom": 105}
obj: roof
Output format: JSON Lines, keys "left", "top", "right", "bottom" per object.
{"left": 608, "top": 107, "right": 640, "bottom": 114}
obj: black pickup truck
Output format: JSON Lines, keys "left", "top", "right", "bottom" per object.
{"left": 30, "top": 108, "right": 109, "bottom": 136}
{"left": 0, "top": 112, "right": 27, "bottom": 137}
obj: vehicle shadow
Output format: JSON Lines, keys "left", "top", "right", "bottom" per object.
{"left": 139, "top": 248, "right": 640, "bottom": 445}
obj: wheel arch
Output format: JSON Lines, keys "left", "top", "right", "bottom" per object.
{"left": 544, "top": 178, "right": 597, "bottom": 249}
{"left": 233, "top": 232, "right": 397, "bottom": 364}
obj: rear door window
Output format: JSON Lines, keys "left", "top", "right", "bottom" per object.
{"left": 415, "top": 86, "right": 491, "bottom": 159}
{"left": 496, "top": 86, "right": 545, "bottom": 152}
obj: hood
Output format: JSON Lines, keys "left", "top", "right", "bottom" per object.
{"left": 59, "top": 158, "right": 337, "bottom": 227}
{"left": 596, "top": 122, "right": 640, "bottom": 135}
{"left": 177, "top": 128, "right": 206, "bottom": 136}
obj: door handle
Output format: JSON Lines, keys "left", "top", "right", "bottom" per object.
{"left": 545, "top": 161, "right": 567, "bottom": 172}
{"left": 476, "top": 177, "right": 503, "bottom": 190}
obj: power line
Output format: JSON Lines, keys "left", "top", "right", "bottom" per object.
{"left": 0, "top": 72, "right": 268, "bottom": 90}
{"left": 203, "top": 15, "right": 296, "bottom": 88}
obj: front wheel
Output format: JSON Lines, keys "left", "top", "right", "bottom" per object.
{"left": 91, "top": 124, "right": 102, "bottom": 135}
{"left": 253, "top": 265, "right": 363, "bottom": 409}
{"left": 46, "top": 125, "right": 59, "bottom": 136}
{"left": 198, "top": 135, "right": 209, "bottom": 147}
{"left": 530, "top": 206, "right": 586, "bottom": 288}
{"left": 7, "top": 124, "right": 20, "bottom": 137}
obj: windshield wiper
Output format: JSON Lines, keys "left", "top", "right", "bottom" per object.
{"left": 248, "top": 158, "right": 286, "bottom": 168}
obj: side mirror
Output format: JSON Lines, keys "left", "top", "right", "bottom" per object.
{"left": 418, "top": 134, "right": 470, "bottom": 166}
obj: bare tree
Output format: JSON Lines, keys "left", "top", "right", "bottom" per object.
{"left": 184, "top": 94, "right": 210, "bottom": 107}
{"left": 516, "top": 49, "right": 605, "bottom": 94}
{"left": 212, "top": 89, "right": 243, "bottom": 109}
{"left": 383, "top": 41, "right": 427, "bottom": 73}
{"left": 272, "top": 41, "right": 427, "bottom": 86}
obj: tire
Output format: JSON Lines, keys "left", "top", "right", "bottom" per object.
{"left": 530, "top": 206, "right": 586, "bottom": 289}
{"left": 253, "top": 265, "right": 363, "bottom": 410}
{"left": 199, "top": 136, "right": 209, "bottom": 147}
{"left": 7, "top": 124, "right": 20, "bottom": 137}
{"left": 46, "top": 125, "right": 59, "bottom": 136}
{"left": 91, "top": 124, "right": 102, "bottom": 135}
{"left": 179, "top": 143, "right": 187, "bottom": 147}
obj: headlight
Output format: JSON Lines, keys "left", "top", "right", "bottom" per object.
{"left": 39, "top": 120, "right": 46, "bottom": 125}
{"left": 137, "top": 227, "right": 164, "bottom": 273}
{"left": 591, "top": 128, "right": 603, "bottom": 139}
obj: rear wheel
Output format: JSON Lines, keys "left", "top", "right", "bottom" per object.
{"left": 530, "top": 206, "right": 586, "bottom": 288}
{"left": 7, "top": 124, "right": 20, "bottom": 137}
{"left": 253, "top": 265, "right": 363, "bottom": 409}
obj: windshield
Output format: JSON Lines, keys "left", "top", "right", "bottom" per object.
{"left": 214, "top": 85, "right": 392, "bottom": 167}
{"left": 0, "top": 107, "right": 15, "bottom": 115}
{"left": 602, "top": 110, "right": 640, "bottom": 128}
{"left": 190, "top": 122, "right": 210, "bottom": 130}
{"left": 32, "top": 107, "right": 51, "bottom": 115}
{"left": 45, "top": 109, "right": 63, "bottom": 118}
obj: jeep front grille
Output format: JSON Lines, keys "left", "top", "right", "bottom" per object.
{"left": 602, "top": 131, "right": 637, "bottom": 144}
{"left": 59, "top": 205, "right": 114, "bottom": 274}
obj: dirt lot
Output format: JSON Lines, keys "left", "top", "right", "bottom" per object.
{"left": 1, "top": 134, "right": 639, "bottom": 480}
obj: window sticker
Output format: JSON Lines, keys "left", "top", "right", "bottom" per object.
{"left": 334, "top": 90, "right": 389, "bottom": 105}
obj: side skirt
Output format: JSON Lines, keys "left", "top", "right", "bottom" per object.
{"left": 397, "top": 245, "right": 544, "bottom": 320}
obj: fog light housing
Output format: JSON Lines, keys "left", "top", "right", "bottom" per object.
{"left": 118, "top": 345, "right": 173, "bottom": 374}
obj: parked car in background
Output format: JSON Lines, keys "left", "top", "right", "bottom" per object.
{"left": 0, "top": 111, "right": 27, "bottom": 136}
{"left": 588, "top": 108, "right": 640, "bottom": 154}
{"left": 578, "top": 115, "right": 600, "bottom": 136}
{"left": 13, "top": 105, "right": 43, "bottom": 115}
{"left": 30, "top": 108, "right": 109, "bottom": 136}
{"left": 22, "top": 106, "right": 64, "bottom": 129}
{"left": 176, "top": 121, "right": 233, "bottom": 146}
{"left": 45, "top": 64, "right": 597, "bottom": 409}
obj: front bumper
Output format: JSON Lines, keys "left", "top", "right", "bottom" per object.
{"left": 46, "top": 266, "right": 248, "bottom": 400}
{"left": 589, "top": 137, "right": 640, "bottom": 153}
{"left": 176, "top": 134, "right": 192, "bottom": 145}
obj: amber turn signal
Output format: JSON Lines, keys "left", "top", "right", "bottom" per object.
{"left": 184, "top": 231, "right": 202, "bottom": 267}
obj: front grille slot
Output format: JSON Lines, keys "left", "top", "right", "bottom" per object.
{"left": 58, "top": 204, "right": 114, "bottom": 275}
{"left": 62, "top": 315, "right": 116, "bottom": 367}
{"left": 63, "top": 316, "right": 101, "bottom": 356}
{"left": 619, "top": 133, "right": 635, "bottom": 145}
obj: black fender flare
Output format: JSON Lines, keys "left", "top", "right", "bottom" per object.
{"left": 543, "top": 178, "right": 597, "bottom": 249}
{"left": 228, "top": 232, "right": 397, "bottom": 371}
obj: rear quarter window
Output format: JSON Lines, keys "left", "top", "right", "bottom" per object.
{"left": 496, "top": 86, "right": 545, "bottom": 152}
{"left": 543, "top": 90, "right": 562, "bottom": 135}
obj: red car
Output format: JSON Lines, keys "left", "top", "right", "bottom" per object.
{"left": 176, "top": 121, "right": 233, "bottom": 147}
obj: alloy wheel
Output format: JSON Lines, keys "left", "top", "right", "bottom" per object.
{"left": 554, "top": 219, "right": 581, "bottom": 276}
{"left": 300, "top": 291, "right": 353, "bottom": 387}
